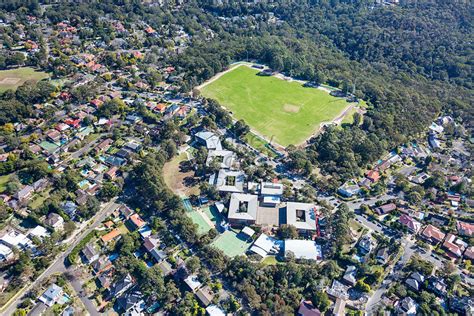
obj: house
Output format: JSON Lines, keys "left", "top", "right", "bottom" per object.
{"left": 464, "top": 246, "right": 474, "bottom": 260}
{"left": 15, "top": 185, "right": 34, "bottom": 203}
{"left": 101, "top": 228, "right": 121, "bottom": 243}
{"left": 442, "top": 233, "right": 463, "bottom": 258}
{"left": 95, "top": 138, "right": 113, "bottom": 153}
{"left": 405, "top": 278, "right": 420, "bottom": 291}
{"left": 366, "top": 170, "right": 380, "bottom": 183}
{"left": 457, "top": 221, "right": 474, "bottom": 237}
{"left": 124, "top": 142, "right": 142, "bottom": 153}
{"left": 33, "top": 178, "right": 49, "bottom": 192}
{"left": 0, "top": 230, "right": 32, "bottom": 250}
{"left": 117, "top": 290, "right": 145, "bottom": 314}
{"left": 342, "top": 265, "right": 357, "bottom": 286}
{"left": 105, "top": 155, "right": 126, "bottom": 167}
{"left": 326, "top": 280, "right": 349, "bottom": 300}
{"left": 92, "top": 256, "right": 113, "bottom": 275}
{"left": 297, "top": 300, "right": 321, "bottom": 316}
{"left": 428, "top": 277, "right": 447, "bottom": 296}
{"left": 143, "top": 234, "right": 160, "bottom": 252}
{"left": 82, "top": 243, "right": 99, "bottom": 264}
{"left": 206, "top": 305, "right": 227, "bottom": 316}
{"left": 184, "top": 275, "right": 202, "bottom": 292}
{"left": 195, "top": 285, "right": 214, "bottom": 307}
{"left": 195, "top": 131, "right": 222, "bottom": 150}
{"left": 421, "top": 224, "right": 445, "bottom": 245}
{"left": 410, "top": 272, "right": 425, "bottom": 283}
{"left": 129, "top": 213, "right": 146, "bottom": 229}
{"left": 120, "top": 205, "right": 134, "bottom": 219}
{"left": 286, "top": 202, "right": 318, "bottom": 235}
{"left": 358, "top": 235, "right": 374, "bottom": 254}
{"left": 399, "top": 214, "right": 421, "bottom": 233}
{"left": 158, "top": 260, "right": 174, "bottom": 276}
{"left": 376, "top": 247, "right": 389, "bottom": 264}
{"left": 375, "top": 203, "right": 396, "bottom": 215}
{"left": 104, "top": 166, "right": 118, "bottom": 180}
{"left": 209, "top": 169, "right": 245, "bottom": 192}
{"left": 227, "top": 193, "right": 259, "bottom": 226}
{"left": 284, "top": 239, "right": 322, "bottom": 261}
{"left": 109, "top": 273, "right": 134, "bottom": 297}
{"left": 46, "top": 129, "right": 62, "bottom": 143}
{"left": 62, "top": 201, "right": 77, "bottom": 218}
{"left": 98, "top": 270, "right": 114, "bottom": 290}
{"left": 39, "top": 284, "right": 63, "bottom": 307}
{"left": 0, "top": 244, "right": 13, "bottom": 262}
{"left": 398, "top": 297, "right": 417, "bottom": 315}
{"left": 337, "top": 183, "right": 361, "bottom": 198}
{"left": 28, "top": 226, "right": 50, "bottom": 240}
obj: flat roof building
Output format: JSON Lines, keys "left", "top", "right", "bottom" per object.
{"left": 286, "top": 202, "right": 317, "bottom": 234}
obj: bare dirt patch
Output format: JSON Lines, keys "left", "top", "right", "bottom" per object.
{"left": 283, "top": 104, "right": 300, "bottom": 113}
{"left": 163, "top": 152, "right": 200, "bottom": 196}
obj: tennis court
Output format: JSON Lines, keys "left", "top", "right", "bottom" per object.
{"left": 182, "top": 198, "right": 212, "bottom": 235}
{"left": 211, "top": 230, "right": 251, "bottom": 257}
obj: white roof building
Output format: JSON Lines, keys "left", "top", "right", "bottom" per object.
{"left": 260, "top": 182, "right": 284, "bottom": 196}
{"left": 206, "top": 150, "right": 236, "bottom": 169}
{"left": 184, "top": 275, "right": 202, "bottom": 292}
{"left": 0, "top": 230, "right": 32, "bottom": 250}
{"left": 284, "top": 239, "right": 322, "bottom": 261}
{"left": 228, "top": 193, "right": 259, "bottom": 225}
{"left": 195, "top": 131, "right": 222, "bottom": 150}
{"left": 250, "top": 233, "right": 279, "bottom": 257}
{"left": 0, "top": 244, "right": 13, "bottom": 261}
{"left": 39, "top": 283, "right": 63, "bottom": 307}
{"left": 209, "top": 169, "right": 245, "bottom": 193}
{"left": 286, "top": 202, "right": 318, "bottom": 232}
{"left": 29, "top": 226, "right": 50, "bottom": 240}
{"left": 206, "top": 305, "right": 226, "bottom": 316}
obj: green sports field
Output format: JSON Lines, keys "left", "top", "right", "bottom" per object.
{"left": 200, "top": 65, "right": 349, "bottom": 146}
{"left": 0, "top": 67, "right": 49, "bottom": 92}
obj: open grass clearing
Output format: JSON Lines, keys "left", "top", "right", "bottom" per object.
{"left": 211, "top": 230, "right": 251, "bottom": 257}
{"left": 0, "top": 174, "right": 13, "bottom": 194}
{"left": 243, "top": 132, "right": 278, "bottom": 158}
{"left": 163, "top": 152, "right": 199, "bottom": 196}
{"left": 200, "top": 65, "right": 349, "bottom": 146}
{"left": 0, "top": 67, "right": 49, "bottom": 92}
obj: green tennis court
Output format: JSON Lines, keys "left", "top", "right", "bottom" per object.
{"left": 211, "top": 230, "right": 251, "bottom": 257}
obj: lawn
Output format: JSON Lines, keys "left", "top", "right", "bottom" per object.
{"left": 0, "top": 174, "right": 12, "bottom": 194}
{"left": 211, "top": 230, "right": 251, "bottom": 257}
{"left": 200, "top": 65, "right": 349, "bottom": 146}
{"left": 0, "top": 67, "right": 49, "bottom": 92}
{"left": 243, "top": 132, "right": 278, "bottom": 158}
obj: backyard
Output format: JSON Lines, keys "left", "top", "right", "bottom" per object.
{"left": 200, "top": 65, "right": 349, "bottom": 147}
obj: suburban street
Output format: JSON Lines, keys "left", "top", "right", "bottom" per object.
{"left": 3, "top": 199, "right": 120, "bottom": 316}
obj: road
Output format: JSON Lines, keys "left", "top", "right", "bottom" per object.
{"left": 66, "top": 134, "right": 105, "bottom": 162}
{"left": 3, "top": 199, "right": 120, "bottom": 316}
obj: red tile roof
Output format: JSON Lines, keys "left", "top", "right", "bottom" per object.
{"left": 130, "top": 213, "right": 146, "bottom": 228}
{"left": 101, "top": 228, "right": 121, "bottom": 243}
{"left": 422, "top": 224, "right": 446, "bottom": 244}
